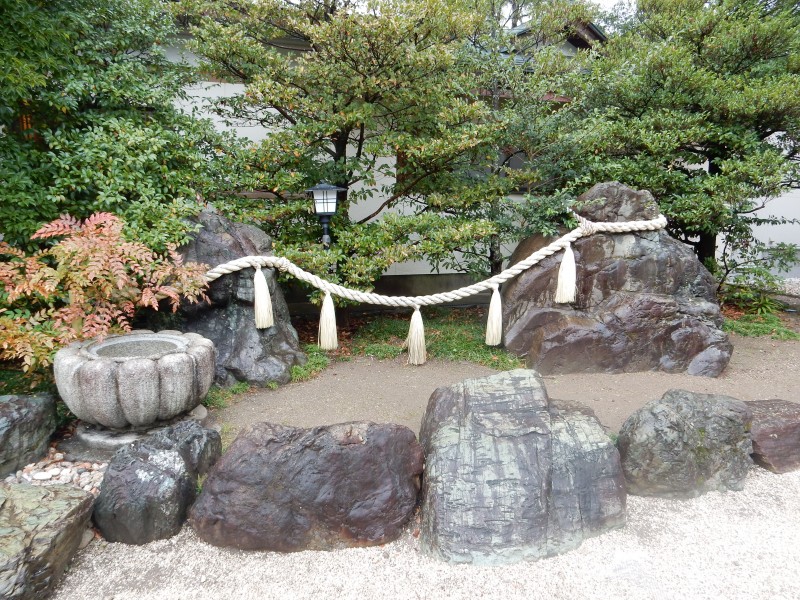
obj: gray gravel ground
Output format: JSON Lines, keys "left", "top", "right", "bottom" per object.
{"left": 55, "top": 468, "right": 800, "bottom": 600}
{"left": 53, "top": 329, "right": 800, "bottom": 600}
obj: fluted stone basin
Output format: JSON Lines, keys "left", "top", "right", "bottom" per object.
{"left": 54, "top": 330, "right": 216, "bottom": 429}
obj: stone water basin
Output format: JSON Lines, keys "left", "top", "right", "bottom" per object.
{"left": 54, "top": 330, "right": 216, "bottom": 429}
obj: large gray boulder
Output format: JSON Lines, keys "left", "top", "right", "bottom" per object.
{"left": 419, "top": 370, "right": 626, "bottom": 565}
{"left": 618, "top": 389, "right": 753, "bottom": 497}
{"left": 502, "top": 182, "right": 732, "bottom": 377}
{"left": 746, "top": 399, "right": 800, "bottom": 473}
{"left": 0, "top": 394, "right": 56, "bottom": 478}
{"left": 0, "top": 483, "right": 94, "bottom": 600}
{"left": 190, "top": 421, "right": 424, "bottom": 551}
{"left": 180, "top": 211, "right": 306, "bottom": 387}
{"left": 92, "top": 421, "right": 221, "bottom": 544}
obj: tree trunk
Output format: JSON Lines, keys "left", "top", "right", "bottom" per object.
{"left": 696, "top": 232, "right": 716, "bottom": 268}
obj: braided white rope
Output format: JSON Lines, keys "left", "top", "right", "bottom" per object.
{"left": 203, "top": 214, "right": 667, "bottom": 307}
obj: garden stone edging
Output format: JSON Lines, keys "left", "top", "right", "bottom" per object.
{"left": 0, "top": 483, "right": 94, "bottom": 600}
{"left": 419, "top": 369, "right": 626, "bottom": 565}
{"left": 617, "top": 389, "right": 753, "bottom": 497}
{"left": 746, "top": 399, "right": 800, "bottom": 473}
{"left": 92, "top": 421, "right": 221, "bottom": 545}
{"left": 190, "top": 421, "right": 423, "bottom": 551}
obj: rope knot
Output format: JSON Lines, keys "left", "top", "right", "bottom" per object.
{"left": 575, "top": 214, "right": 597, "bottom": 236}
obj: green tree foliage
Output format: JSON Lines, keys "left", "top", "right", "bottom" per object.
{"left": 560, "top": 0, "right": 800, "bottom": 273}
{"left": 179, "top": 0, "right": 593, "bottom": 286}
{"left": 0, "top": 0, "right": 238, "bottom": 251}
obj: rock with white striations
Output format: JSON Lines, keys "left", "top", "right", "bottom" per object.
{"left": 419, "top": 370, "right": 626, "bottom": 565}
{"left": 618, "top": 389, "right": 753, "bottom": 497}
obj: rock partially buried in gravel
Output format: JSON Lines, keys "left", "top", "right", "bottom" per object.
{"left": 746, "top": 399, "right": 800, "bottom": 473}
{"left": 618, "top": 389, "right": 753, "bottom": 497}
{"left": 190, "top": 421, "right": 424, "bottom": 551}
{"left": 419, "top": 370, "right": 626, "bottom": 565}
{"left": 0, "top": 394, "right": 56, "bottom": 478}
{"left": 0, "top": 483, "right": 94, "bottom": 600}
{"left": 93, "top": 422, "right": 221, "bottom": 544}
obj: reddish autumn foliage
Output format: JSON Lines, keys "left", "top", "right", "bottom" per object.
{"left": 0, "top": 213, "right": 208, "bottom": 379}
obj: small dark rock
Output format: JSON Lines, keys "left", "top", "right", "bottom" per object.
{"left": 618, "top": 389, "right": 753, "bottom": 497}
{"left": 93, "top": 444, "right": 195, "bottom": 545}
{"left": 91, "top": 422, "right": 220, "bottom": 545}
{"left": 0, "top": 483, "right": 94, "bottom": 600}
{"left": 190, "top": 421, "right": 424, "bottom": 551}
{"left": 746, "top": 399, "right": 800, "bottom": 473}
{"left": 0, "top": 394, "right": 56, "bottom": 478}
{"left": 419, "top": 370, "right": 626, "bottom": 565}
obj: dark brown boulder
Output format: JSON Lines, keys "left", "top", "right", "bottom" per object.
{"left": 419, "top": 370, "right": 626, "bottom": 565}
{"left": 746, "top": 399, "right": 800, "bottom": 473}
{"left": 502, "top": 182, "right": 732, "bottom": 377}
{"left": 180, "top": 210, "right": 306, "bottom": 387}
{"left": 618, "top": 389, "right": 753, "bottom": 498}
{"left": 190, "top": 421, "right": 424, "bottom": 551}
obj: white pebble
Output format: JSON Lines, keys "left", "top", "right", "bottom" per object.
{"left": 32, "top": 472, "right": 52, "bottom": 481}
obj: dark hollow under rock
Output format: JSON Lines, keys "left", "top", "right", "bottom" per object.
{"left": 180, "top": 210, "right": 306, "bottom": 387}
{"left": 419, "top": 370, "right": 626, "bottom": 565}
{"left": 0, "top": 483, "right": 94, "bottom": 600}
{"left": 0, "top": 394, "right": 56, "bottom": 478}
{"left": 746, "top": 399, "right": 800, "bottom": 473}
{"left": 617, "top": 389, "right": 753, "bottom": 498}
{"left": 190, "top": 421, "right": 424, "bottom": 552}
{"left": 502, "top": 182, "right": 732, "bottom": 377}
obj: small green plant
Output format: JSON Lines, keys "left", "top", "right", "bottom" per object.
{"left": 196, "top": 473, "right": 207, "bottom": 494}
{"left": 361, "top": 343, "right": 403, "bottom": 360}
{"left": 351, "top": 308, "right": 525, "bottom": 370}
{"left": 219, "top": 423, "right": 237, "bottom": 452}
{"left": 202, "top": 382, "right": 251, "bottom": 410}
{"left": 290, "top": 345, "right": 331, "bottom": 382}
{"left": 266, "top": 381, "right": 279, "bottom": 391}
{"left": 723, "top": 314, "right": 800, "bottom": 341}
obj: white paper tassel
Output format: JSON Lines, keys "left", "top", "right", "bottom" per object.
{"left": 485, "top": 284, "right": 502, "bottom": 346}
{"left": 406, "top": 306, "right": 427, "bottom": 365}
{"left": 253, "top": 266, "right": 274, "bottom": 328}
{"left": 554, "top": 242, "right": 577, "bottom": 304}
{"left": 318, "top": 291, "right": 338, "bottom": 350}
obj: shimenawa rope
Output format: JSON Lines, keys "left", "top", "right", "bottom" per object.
{"left": 203, "top": 213, "right": 667, "bottom": 365}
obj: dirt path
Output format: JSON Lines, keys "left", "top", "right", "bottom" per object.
{"left": 213, "top": 332, "right": 800, "bottom": 436}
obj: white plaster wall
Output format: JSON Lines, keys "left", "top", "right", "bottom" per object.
{"left": 751, "top": 189, "right": 800, "bottom": 277}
